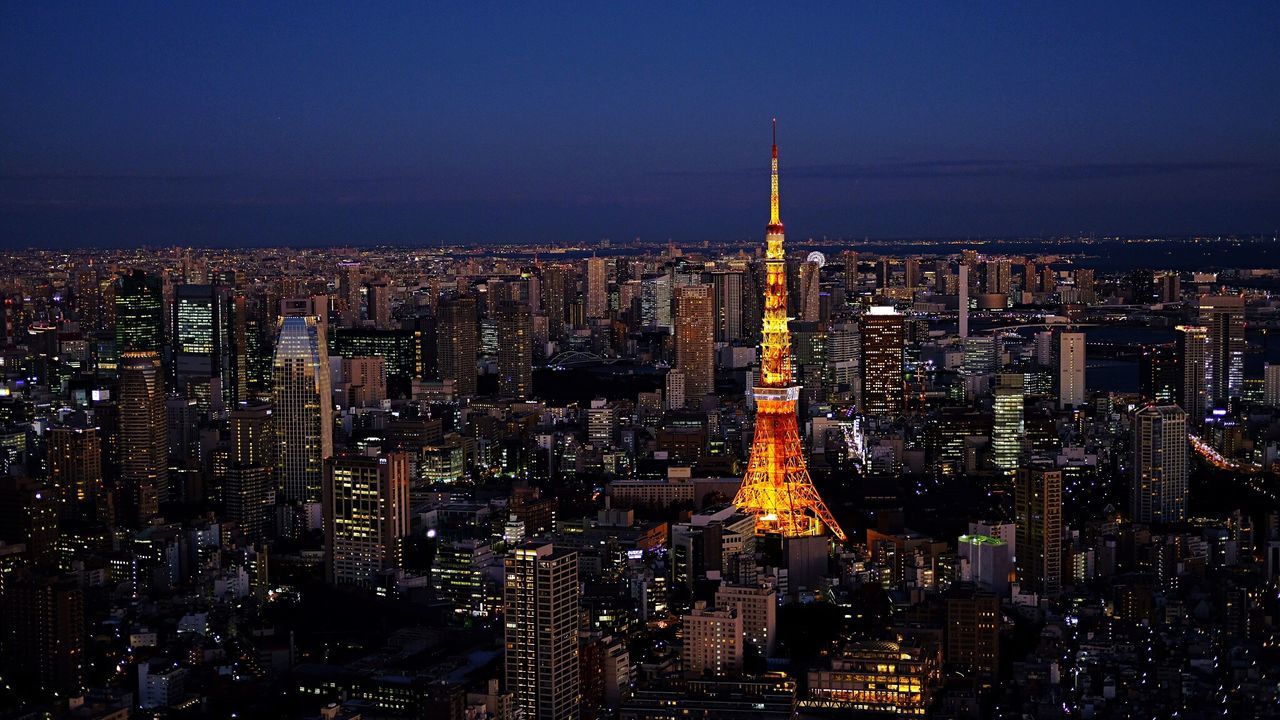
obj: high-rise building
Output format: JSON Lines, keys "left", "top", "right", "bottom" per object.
{"left": 991, "top": 372, "right": 1024, "bottom": 475}
{"left": 540, "top": 267, "right": 569, "bottom": 340}
{"left": 496, "top": 300, "right": 533, "bottom": 400}
{"left": 1056, "top": 331, "right": 1086, "bottom": 409}
{"left": 1132, "top": 404, "right": 1189, "bottom": 524}
{"left": 1266, "top": 363, "right": 1280, "bottom": 408}
{"left": 1139, "top": 343, "right": 1181, "bottom": 405}
{"left": 505, "top": 542, "right": 580, "bottom": 720}
{"left": 664, "top": 368, "right": 685, "bottom": 410}
{"left": 1, "top": 573, "right": 84, "bottom": 698}
{"left": 1177, "top": 325, "right": 1209, "bottom": 423}
{"left": 173, "top": 284, "right": 234, "bottom": 412}
{"left": 675, "top": 285, "right": 714, "bottom": 406}
{"left": 272, "top": 316, "right": 333, "bottom": 504}
{"left": 682, "top": 602, "right": 743, "bottom": 678}
{"left": 714, "top": 581, "right": 777, "bottom": 656}
{"left": 119, "top": 350, "right": 167, "bottom": 525}
{"left": 586, "top": 256, "right": 609, "bottom": 319}
{"left": 47, "top": 423, "right": 102, "bottom": 510}
{"left": 859, "top": 307, "right": 905, "bottom": 416}
{"left": 1015, "top": 463, "right": 1062, "bottom": 597}
{"left": 734, "top": 125, "right": 846, "bottom": 542}
{"left": 0, "top": 476, "right": 59, "bottom": 569}
{"left": 1199, "top": 294, "right": 1245, "bottom": 404}
{"left": 798, "top": 259, "right": 821, "bottom": 322}
{"left": 323, "top": 452, "right": 410, "bottom": 586}
{"left": 115, "top": 270, "right": 164, "bottom": 353}
{"left": 338, "top": 262, "right": 362, "bottom": 327}
{"left": 842, "top": 250, "right": 859, "bottom": 293}
{"left": 708, "top": 270, "right": 744, "bottom": 343}
{"left": 437, "top": 296, "right": 479, "bottom": 397}
{"left": 366, "top": 280, "right": 392, "bottom": 329}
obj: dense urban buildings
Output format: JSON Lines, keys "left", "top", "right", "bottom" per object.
{"left": 1, "top": 135, "right": 1279, "bottom": 720}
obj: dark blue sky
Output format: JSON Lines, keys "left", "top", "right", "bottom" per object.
{"left": 2, "top": 2, "right": 1278, "bottom": 247}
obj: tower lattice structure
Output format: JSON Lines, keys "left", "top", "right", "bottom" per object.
{"left": 733, "top": 122, "right": 848, "bottom": 543}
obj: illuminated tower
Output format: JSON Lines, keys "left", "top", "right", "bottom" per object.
{"left": 734, "top": 123, "right": 847, "bottom": 542}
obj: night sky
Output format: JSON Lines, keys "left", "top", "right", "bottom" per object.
{"left": 2, "top": 3, "right": 1278, "bottom": 248}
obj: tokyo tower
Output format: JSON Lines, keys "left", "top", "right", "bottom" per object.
{"left": 733, "top": 121, "right": 848, "bottom": 543}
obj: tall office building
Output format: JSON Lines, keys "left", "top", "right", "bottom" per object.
{"left": 323, "top": 452, "right": 410, "bottom": 586}
{"left": 47, "top": 423, "right": 102, "bottom": 510}
{"left": 496, "top": 300, "right": 533, "bottom": 400}
{"left": 586, "top": 256, "right": 609, "bottom": 319}
{"left": 1177, "top": 325, "right": 1209, "bottom": 423}
{"left": 675, "top": 285, "right": 714, "bottom": 406}
{"left": 1199, "top": 294, "right": 1245, "bottom": 404}
{"left": 173, "top": 284, "right": 233, "bottom": 412}
{"left": 1015, "top": 463, "right": 1062, "bottom": 597}
{"left": 272, "top": 316, "right": 333, "bottom": 504}
{"left": 708, "top": 270, "right": 744, "bottom": 343}
{"left": 904, "top": 257, "right": 921, "bottom": 291}
{"left": 1132, "top": 404, "right": 1189, "bottom": 524}
{"left": 115, "top": 270, "right": 164, "bottom": 353}
{"left": 540, "top": 267, "right": 569, "bottom": 340}
{"left": 226, "top": 401, "right": 275, "bottom": 541}
{"left": 505, "top": 542, "right": 581, "bottom": 720}
{"left": 437, "top": 296, "right": 479, "bottom": 397}
{"left": 1266, "top": 363, "right": 1280, "bottom": 408}
{"left": 842, "top": 250, "right": 859, "bottom": 293}
{"left": 798, "top": 260, "right": 821, "bottom": 322}
{"left": 119, "top": 351, "right": 167, "bottom": 525}
{"left": 1057, "top": 331, "right": 1086, "bottom": 409}
{"left": 366, "top": 281, "right": 392, "bottom": 329}
{"left": 860, "top": 307, "right": 905, "bottom": 416}
{"left": 338, "top": 262, "right": 362, "bottom": 327}
{"left": 991, "top": 372, "right": 1024, "bottom": 475}
{"left": 1139, "top": 343, "right": 1181, "bottom": 405}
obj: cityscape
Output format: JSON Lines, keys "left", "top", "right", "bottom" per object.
{"left": 4, "top": 4, "right": 1280, "bottom": 720}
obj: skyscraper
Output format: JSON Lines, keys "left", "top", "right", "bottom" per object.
{"left": 1015, "top": 463, "right": 1062, "bottom": 597}
{"left": 496, "top": 300, "right": 533, "bottom": 400}
{"left": 366, "top": 280, "right": 392, "bottom": 329}
{"left": 586, "top": 256, "right": 609, "bottom": 319}
{"left": 1139, "top": 343, "right": 1181, "bottom": 405}
{"left": 505, "top": 542, "right": 580, "bottom": 720}
{"left": 1, "top": 573, "right": 84, "bottom": 698}
{"left": 1177, "top": 325, "right": 1208, "bottom": 423}
{"left": 991, "top": 372, "right": 1024, "bottom": 476}
{"left": 272, "top": 315, "right": 333, "bottom": 505}
{"left": 437, "top": 296, "right": 479, "bottom": 397}
{"left": 1132, "top": 404, "right": 1189, "bottom": 524}
{"left": 1056, "top": 331, "right": 1086, "bottom": 409}
{"left": 733, "top": 125, "right": 846, "bottom": 542}
{"left": 323, "top": 452, "right": 410, "bottom": 586}
{"left": 115, "top": 270, "right": 164, "bottom": 353}
{"left": 119, "top": 350, "right": 167, "bottom": 525}
{"left": 173, "top": 283, "right": 233, "bottom": 412}
{"left": 675, "top": 284, "right": 714, "bottom": 406}
{"left": 1199, "top": 294, "right": 1245, "bottom": 404}
{"left": 798, "top": 259, "right": 821, "bottom": 322}
{"left": 339, "top": 261, "right": 362, "bottom": 327}
{"left": 708, "top": 270, "right": 744, "bottom": 343}
{"left": 540, "top": 267, "right": 568, "bottom": 340}
{"left": 47, "top": 422, "right": 102, "bottom": 510}
{"left": 860, "top": 307, "right": 905, "bottom": 417}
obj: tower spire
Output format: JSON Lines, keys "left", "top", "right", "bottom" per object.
{"left": 769, "top": 118, "right": 781, "bottom": 228}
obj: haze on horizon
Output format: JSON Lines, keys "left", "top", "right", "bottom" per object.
{"left": 2, "top": 2, "right": 1279, "bottom": 248}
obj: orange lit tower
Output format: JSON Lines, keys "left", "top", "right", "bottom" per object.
{"left": 734, "top": 122, "right": 847, "bottom": 542}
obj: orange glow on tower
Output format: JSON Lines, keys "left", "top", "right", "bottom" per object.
{"left": 734, "top": 122, "right": 847, "bottom": 542}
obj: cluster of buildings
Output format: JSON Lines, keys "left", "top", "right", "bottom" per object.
{"left": 1, "top": 142, "right": 1279, "bottom": 719}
